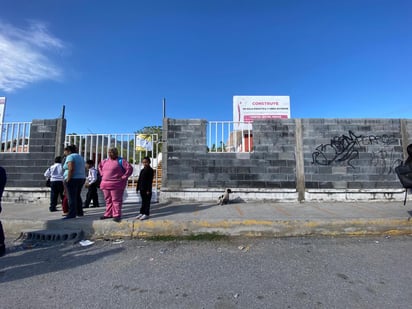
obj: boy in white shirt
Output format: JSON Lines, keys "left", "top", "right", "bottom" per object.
{"left": 84, "top": 159, "right": 100, "bottom": 208}
{"left": 44, "top": 156, "right": 64, "bottom": 212}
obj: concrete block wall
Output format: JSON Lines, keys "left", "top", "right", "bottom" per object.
{"left": 303, "top": 119, "right": 403, "bottom": 190}
{"left": 252, "top": 119, "right": 297, "bottom": 189}
{"left": 162, "top": 118, "right": 208, "bottom": 189}
{"left": 161, "top": 118, "right": 410, "bottom": 202}
{"left": 0, "top": 118, "right": 66, "bottom": 202}
{"left": 163, "top": 119, "right": 298, "bottom": 194}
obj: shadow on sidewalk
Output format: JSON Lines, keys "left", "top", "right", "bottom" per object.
{"left": 149, "top": 202, "right": 218, "bottom": 219}
{"left": 75, "top": 201, "right": 211, "bottom": 220}
{"left": 0, "top": 240, "right": 123, "bottom": 283}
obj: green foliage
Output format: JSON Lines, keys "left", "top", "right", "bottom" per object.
{"left": 136, "top": 125, "right": 162, "bottom": 138}
{"left": 209, "top": 141, "right": 226, "bottom": 152}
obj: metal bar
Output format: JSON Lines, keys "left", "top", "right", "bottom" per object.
{"left": 221, "top": 122, "right": 224, "bottom": 152}
{"left": 9, "top": 124, "right": 14, "bottom": 152}
{"left": 214, "top": 122, "right": 218, "bottom": 152}
{"left": 206, "top": 121, "right": 253, "bottom": 154}
{"left": 16, "top": 123, "right": 21, "bottom": 152}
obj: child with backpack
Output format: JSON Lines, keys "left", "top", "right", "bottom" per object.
{"left": 84, "top": 159, "right": 100, "bottom": 208}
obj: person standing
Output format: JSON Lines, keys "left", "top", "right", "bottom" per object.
{"left": 98, "top": 147, "right": 133, "bottom": 222}
{"left": 0, "top": 166, "right": 7, "bottom": 257}
{"left": 44, "top": 156, "right": 64, "bottom": 212}
{"left": 62, "top": 145, "right": 86, "bottom": 219}
{"left": 84, "top": 159, "right": 100, "bottom": 208}
{"left": 404, "top": 144, "right": 412, "bottom": 167}
{"left": 135, "top": 156, "right": 154, "bottom": 221}
{"left": 61, "top": 155, "right": 69, "bottom": 216}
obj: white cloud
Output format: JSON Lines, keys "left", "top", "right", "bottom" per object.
{"left": 0, "top": 20, "right": 65, "bottom": 92}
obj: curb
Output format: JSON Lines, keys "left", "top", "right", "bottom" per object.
{"left": 3, "top": 217, "right": 412, "bottom": 239}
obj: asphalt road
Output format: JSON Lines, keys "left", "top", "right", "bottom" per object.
{"left": 1, "top": 236, "right": 411, "bottom": 309}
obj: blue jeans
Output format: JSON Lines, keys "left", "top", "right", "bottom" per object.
{"left": 64, "top": 178, "right": 85, "bottom": 218}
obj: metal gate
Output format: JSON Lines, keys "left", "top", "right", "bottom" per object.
{"left": 64, "top": 133, "right": 161, "bottom": 203}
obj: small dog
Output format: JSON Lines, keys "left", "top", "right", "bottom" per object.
{"left": 217, "top": 188, "right": 232, "bottom": 205}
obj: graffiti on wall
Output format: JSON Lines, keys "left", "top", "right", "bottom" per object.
{"left": 311, "top": 130, "right": 398, "bottom": 171}
{"left": 371, "top": 149, "right": 402, "bottom": 175}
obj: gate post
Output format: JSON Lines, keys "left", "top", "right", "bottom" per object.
{"left": 295, "top": 119, "right": 305, "bottom": 202}
{"left": 55, "top": 118, "right": 66, "bottom": 158}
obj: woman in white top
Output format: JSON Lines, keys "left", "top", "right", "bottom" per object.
{"left": 44, "top": 156, "right": 64, "bottom": 212}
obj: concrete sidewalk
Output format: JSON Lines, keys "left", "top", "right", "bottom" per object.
{"left": 1, "top": 200, "right": 412, "bottom": 239}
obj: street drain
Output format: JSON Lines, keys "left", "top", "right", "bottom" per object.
{"left": 20, "top": 229, "right": 83, "bottom": 242}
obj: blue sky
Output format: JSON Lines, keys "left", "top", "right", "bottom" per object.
{"left": 0, "top": 0, "right": 411, "bottom": 134}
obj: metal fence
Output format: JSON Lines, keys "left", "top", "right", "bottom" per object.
{"left": 207, "top": 121, "right": 253, "bottom": 153}
{"left": 0, "top": 122, "right": 31, "bottom": 153}
{"left": 64, "top": 133, "right": 160, "bottom": 189}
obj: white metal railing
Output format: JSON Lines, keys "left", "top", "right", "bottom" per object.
{"left": 207, "top": 121, "right": 253, "bottom": 153}
{"left": 0, "top": 122, "right": 31, "bottom": 153}
{"left": 65, "top": 133, "right": 160, "bottom": 189}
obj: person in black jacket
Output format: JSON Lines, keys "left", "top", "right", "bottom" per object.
{"left": 0, "top": 166, "right": 7, "bottom": 257}
{"left": 135, "top": 157, "right": 154, "bottom": 220}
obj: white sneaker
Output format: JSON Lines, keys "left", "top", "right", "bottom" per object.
{"left": 135, "top": 214, "right": 143, "bottom": 219}
{"left": 140, "top": 214, "right": 149, "bottom": 220}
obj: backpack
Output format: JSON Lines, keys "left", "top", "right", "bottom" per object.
{"left": 117, "top": 157, "right": 125, "bottom": 172}
{"left": 394, "top": 162, "right": 412, "bottom": 205}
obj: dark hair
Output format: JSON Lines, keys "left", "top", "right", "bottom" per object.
{"left": 405, "top": 144, "right": 412, "bottom": 166}
{"left": 54, "top": 156, "right": 62, "bottom": 163}
{"left": 143, "top": 156, "right": 151, "bottom": 164}
{"left": 86, "top": 159, "right": 94, "bottom": 166}
{"left": 407, "top": 144, "right": 412, "bottom": 157}
{"left": 64, "top": 144, "right": 78, "bottom": 153}
{"left": 108, "top": 147, "right": 119, "bottom": 157}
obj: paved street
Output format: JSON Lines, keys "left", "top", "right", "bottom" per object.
{"left": 1, "top": 236, "right": 411, "bottom": 308}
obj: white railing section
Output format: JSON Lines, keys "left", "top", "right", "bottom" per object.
{"left": 207, "top": 121, "right": 253, "bottom": 153}
{"left": 65, "top": 133, "right": 160, "bottom": 193}
{"left": 0, "top": 122, "right": 31, "bottom": 153}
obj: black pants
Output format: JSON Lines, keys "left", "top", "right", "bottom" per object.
{"left": 84, "top": 183, "right": 99, "bottom": 207}
{"left": 139, "top": 191, "right": 152, "bottom": 216}
{"left": 64, "top": 178, "right": 85, "bottom": 218}
{"left": 50, "top": 181, "right": 64, "bottom": 210}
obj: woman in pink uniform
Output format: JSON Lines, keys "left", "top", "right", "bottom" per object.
{"left": 98, "top": 147, "right": 133, "bottom": 222}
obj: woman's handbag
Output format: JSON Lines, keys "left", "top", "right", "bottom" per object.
{"left": 395, "top": 163, "right": 412, "bottom": 189}
{"left": 46, "top": 178, "right": 51, "bottom": 187}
